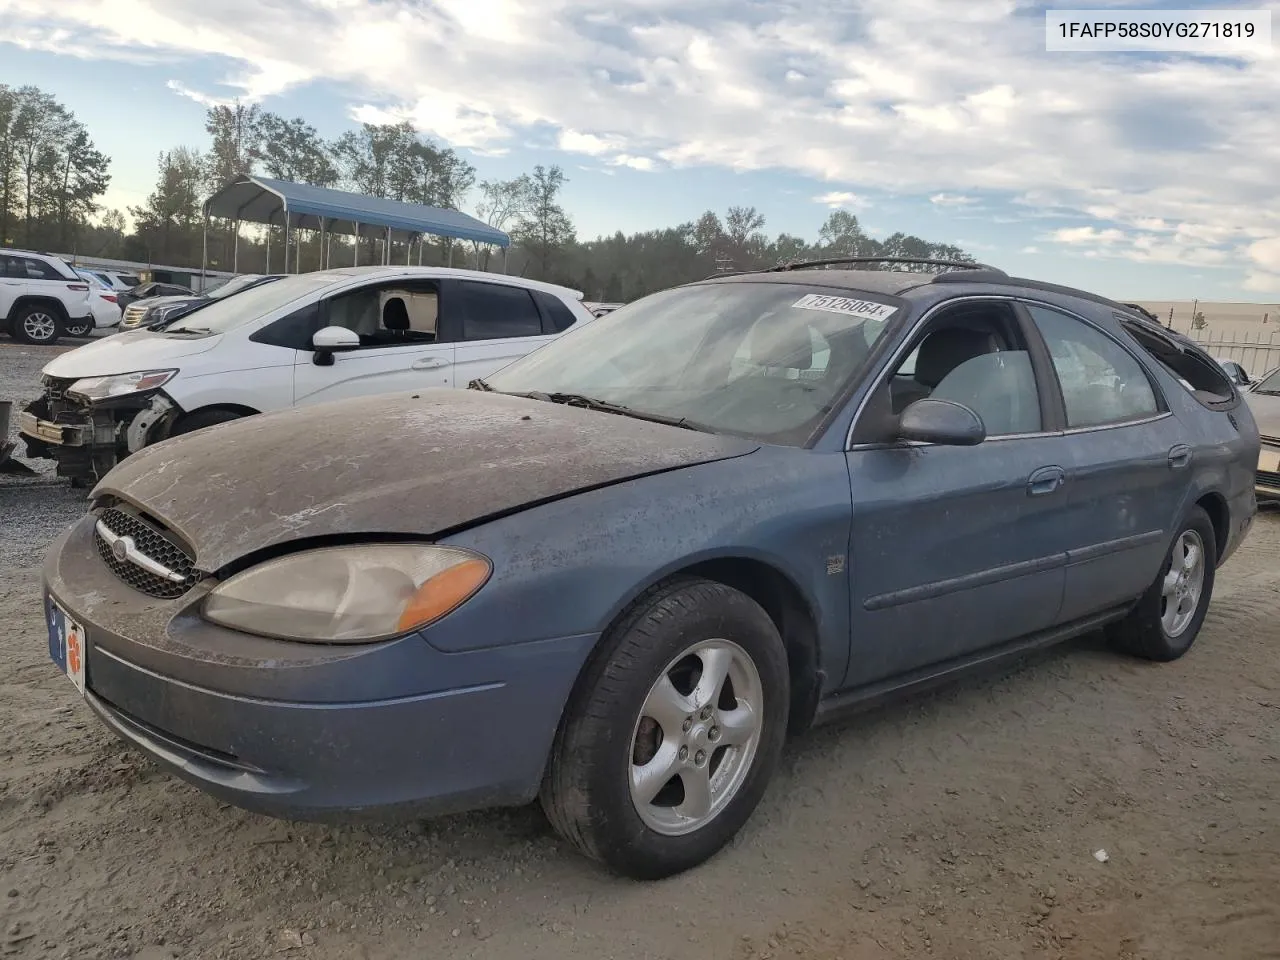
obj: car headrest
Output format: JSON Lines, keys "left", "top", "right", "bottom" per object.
{"left": 915, "top": 327, "right": 995, "bottom": 388}
{"left": 751, "top": 322, "right": 813, "bottom": 369}
{"left": 383, "top": 297, "right": 410, "bottom": 331}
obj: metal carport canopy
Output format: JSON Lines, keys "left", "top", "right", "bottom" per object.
{"left": 204, "top": 175, "right": 510, "bottom": 248}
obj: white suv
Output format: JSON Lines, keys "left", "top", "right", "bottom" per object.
{"left": 1, "top": 250, "right": 95, "bottom": 344}
{"left": 20, "top": 266, "right": 595, "bottom": 484}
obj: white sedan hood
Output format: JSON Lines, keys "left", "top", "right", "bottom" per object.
{"left": 42, "top": 330, "right": 223, "bottom": 379}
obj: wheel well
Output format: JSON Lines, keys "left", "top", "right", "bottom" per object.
{"left": 12, "top": 297, "right": 69, "bottom": 321}
{"left": 677, "top": 558, "right": 823, "bottom": 735}
{"left": 165, "top": 404, "right": 261, "bottom": 437}
{"left": 1195, "top": 492, "right": 1229, "bottom": 562}
{"left": 177, "top": 403, "right": 261, "bottom": 422}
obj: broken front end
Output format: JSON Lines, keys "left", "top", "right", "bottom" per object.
{"left": 19, "top": 372, "right": 179, "bottom": 487}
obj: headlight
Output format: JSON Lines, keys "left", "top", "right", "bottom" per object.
{"left": 201, "top": 544, "right": 492, "bottom": 643}
{"left": 67, "top": 369, "right": 178, "bottom": 402}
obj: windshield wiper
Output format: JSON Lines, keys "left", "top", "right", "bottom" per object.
{"left": 516, "top": 391, "right": 708, "bottom": 432}
{"left": 165, "top": 326, "right": 213, "bottom": 336}
{"left": 468, "top": 378, "right": 493, "bottom": 391}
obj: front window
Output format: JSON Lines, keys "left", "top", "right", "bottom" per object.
{"left": 1254, "top": 368, "right": 1280, "bottom": 395}
{"left": 485, "top": 282, "right": 903, "bottom": 445}
{"left": 165, "top": 273, "right": 337, "bottom": 335}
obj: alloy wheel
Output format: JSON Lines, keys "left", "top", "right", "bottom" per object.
{"left": 629, "top": 639, "right": 764, "bottom": 836}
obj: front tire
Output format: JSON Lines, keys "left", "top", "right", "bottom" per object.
{"left": 11, "top": 305, "right": 63, "bottom": 345}
{"left": 1107, "top": 506, "right": 1217, "bottom": 661}
{"left": 541, "top": 579, "right": 789, "bottom": 880}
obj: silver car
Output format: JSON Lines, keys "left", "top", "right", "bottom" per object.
{"left": 1244, "top": 367, "right": 1280, "bottom": 502}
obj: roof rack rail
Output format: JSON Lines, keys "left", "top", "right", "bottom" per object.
{"left": 765, "top": 256, "right": 1004, "bottom": 275}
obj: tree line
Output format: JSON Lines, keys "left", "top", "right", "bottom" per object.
{"left": 1, "top": 86, "right": 973, "bottom": 301}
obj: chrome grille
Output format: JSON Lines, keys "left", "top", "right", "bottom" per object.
{"left": 121, "top": 304, "right": 148, "bottom": 328}
{"left": 94, "top": 507, "right": 200, "bottom": 599}
{"left": 1258, "top": 470, "right": 1280, "bottom": 489}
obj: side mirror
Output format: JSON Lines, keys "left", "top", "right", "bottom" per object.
{"left": 897, "top": 398, "right": 987, "bottom": 446}
{"left": 312, "top": 325, "right": 360, "bottom": 366}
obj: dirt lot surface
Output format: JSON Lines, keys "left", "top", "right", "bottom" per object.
{"left": 2, "top": 339, "right": 1278, "bottom": 959}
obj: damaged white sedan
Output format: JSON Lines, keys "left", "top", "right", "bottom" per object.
{"left": 19, "top": 266, "right": 594, "bottom": 485}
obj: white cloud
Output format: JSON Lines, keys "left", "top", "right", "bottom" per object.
{"left": 814, "top": 191, "right": 865, "bottom": 208}
{"left": 167, "top": 80, "right": 239, "bottom": 109}
{"left": 930, "top": 193, "right": 976, "bottom": 207}
{"left": 3, "top": 0, "right": 1278, "bottom": 289}
{"left": 1021, "top": 246, "right": 1039, "bottom": 254}
{"left": 1249, "top": 238, "right": 1280, "bottom": 273}
{"left": 1054, "top": 227, "right": 1127, "bottom": 245}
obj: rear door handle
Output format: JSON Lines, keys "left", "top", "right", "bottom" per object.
{"left": 1168, "top": 444, "right": 1192, "bottom": 470}
{"left": 412, "top": 356, "right": 449, "bottom": 370}
{"left": 1027, "top": 465, "right": 1066, "bottom": 497}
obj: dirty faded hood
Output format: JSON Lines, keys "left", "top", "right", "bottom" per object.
{"left": 93, "top": 389, "right": 759, "bottom": 571}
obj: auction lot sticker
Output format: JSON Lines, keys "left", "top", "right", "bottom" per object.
{"left": 792, "top": 294, "right": 897, "bottom": 323}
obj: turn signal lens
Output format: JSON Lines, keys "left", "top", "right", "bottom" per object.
{"left": 396, "top": 557, "right": 492, "bottom": 632}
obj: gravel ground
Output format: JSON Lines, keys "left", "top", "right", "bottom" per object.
{"left": 1, "top": 371, "right": 1278, "bottom": 958}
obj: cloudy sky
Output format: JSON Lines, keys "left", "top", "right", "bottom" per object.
{"left": 1, "top": 0, "right": 1277, "bottom": 300}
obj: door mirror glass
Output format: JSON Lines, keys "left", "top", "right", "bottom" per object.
{"left": 898, "top": 398, "right": 986, "bottom": 446}
{"left": 312, "top": 325, "right": 361, "bottom": 351}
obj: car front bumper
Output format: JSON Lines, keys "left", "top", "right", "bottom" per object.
{"left": 43, "top": 517, "right": 595, "bottom": 820}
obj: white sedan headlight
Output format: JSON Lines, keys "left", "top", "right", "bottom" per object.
{"left": 67, "top": 369, "right": 178, "bottom": 402}
{"left": 201, "top": 544, "right": 492, "bottom": 643}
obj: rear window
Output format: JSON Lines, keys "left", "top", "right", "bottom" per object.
{"left": 533, "top": 291, "right": 581, "bottom": 333}
{"left": 1117, "top": 314, "right": 1238, "bottom": 409}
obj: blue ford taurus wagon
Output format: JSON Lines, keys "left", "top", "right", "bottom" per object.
{"left": 43, "top": 258, "right": 1259, "bottom": 879}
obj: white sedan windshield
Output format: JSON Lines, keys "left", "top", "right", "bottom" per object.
{"left": 165, "top": 273, "right": 337, "bottom": 334}
{"left": 486, "top": 281, "right": 902, "bottom": 445}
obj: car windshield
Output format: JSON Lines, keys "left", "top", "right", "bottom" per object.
{"left": 485, "top": 281, "right": 903, "bottom": 445}
{"left": 165, "top": 273, "right": 337, "bottom": 335}
{"left": 1254, "top": 368, "right": 1280, "bottom": 395}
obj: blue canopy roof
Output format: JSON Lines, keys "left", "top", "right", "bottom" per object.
{"left": 204, "top": 175, "right": 510, "bottom": 248}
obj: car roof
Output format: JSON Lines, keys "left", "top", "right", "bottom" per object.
{"left": 698, "top": 261, "right": 1148, "bottom": 320}
{"left": 698, "top": 269, "right": 932, "bottom": 297}
{"left": 314, "top": 265, "right": 585, "bottom": 299}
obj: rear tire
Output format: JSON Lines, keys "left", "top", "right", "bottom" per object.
{"left": 11, "top": 305, "right": 63, "bottom": 345}
{"left": 170, "top": 409, "right": 245, "bottom": 437}
{"left": 1107, "top": 506, "right": 1217, "bottom": 661}
{"left": 540, "top": 578, "right": 789, "bottom": 880}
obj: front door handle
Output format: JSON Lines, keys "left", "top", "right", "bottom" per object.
{"left": 412, "top": 356, "right": 449, "bottom": 370}
{"left": 1168, "top": 444, "right": 1193, "bottom": 470}
{"left": 1027, "top": 465, "right": 1066, "bottom": 497}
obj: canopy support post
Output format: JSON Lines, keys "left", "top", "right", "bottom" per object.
{"left": 200, "top": 214, "right": 209, "bottom": 287}
{"left": 502, "top": 245, "right": 509, "bottom": 274}
{"left": 283, "top": 202, "right": 291, "bottom": 274}
{"left": 353, "top": 222, "right": 359, "bottom": 266}
{"left": 265, "top": 218, "right": 271, "bottom": 273}
{"left": 448, "top": 241, "right": 454, "bottom": 268}
{"left": 321, "top": 218, "right": 329, "bottom": 270}
{"left": 384, "top": 226, "right": 391, "bottom": 265}
{"left": 233, "top": 220, "right": 240, "bottom": 273}
{"left": 417, "top": 236, "right": 424, "bottom": 266}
